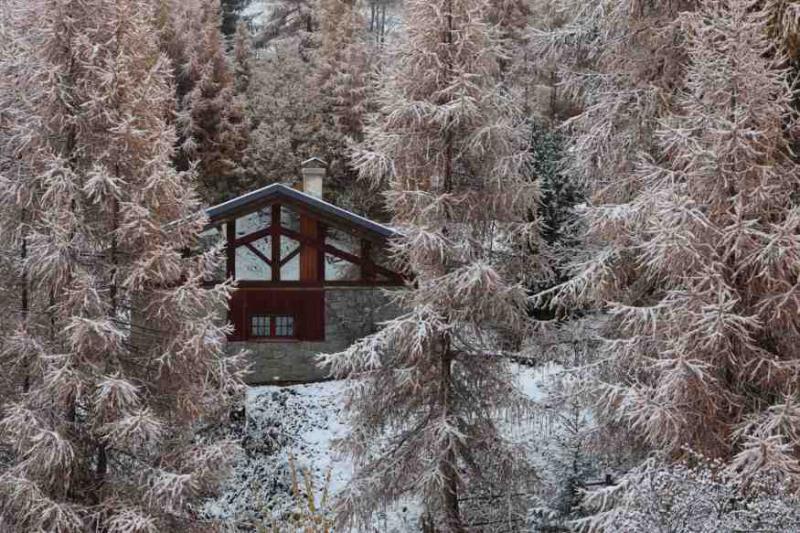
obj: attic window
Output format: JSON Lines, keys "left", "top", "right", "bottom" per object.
{"left": 249, "top": 315, "right": 295, "bottom": 339}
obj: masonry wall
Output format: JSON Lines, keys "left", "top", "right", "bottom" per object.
{"left": 230, "top": 287, "right": 400, "bottom": 384}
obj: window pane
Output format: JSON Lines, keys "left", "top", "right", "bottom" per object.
{"left": 325, "top": 253, "right": 360, "bottom": 281}
{"left": 280, "top": 236, "right": 301, "bottom": 281}
{"left": 326, "top": 227, "right": 359, "bottom": 254}
{"left": 236, "top": 245, "right": 271, "bottom": 280}
{"left": 236, "top": 207, "right": 271, "bottom": 237}
{"left": 325, "top": 228, "right": 361, "bottom": 281}
{"left": 251, "top": 316, "right": 271, "bottom": 337}
{"left": 275, "top": 316, "right": 294, "bottom": 337}
{"left": 280, "top": 205, "right": 301, "bottom": 233}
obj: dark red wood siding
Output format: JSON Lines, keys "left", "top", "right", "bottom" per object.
{"left": 229, "top": 288, "right": 325, "bottom": 342}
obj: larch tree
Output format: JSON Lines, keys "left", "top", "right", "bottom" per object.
{"left": 242, "top": 39, "right": 340, "bottom": 186}
{"left": 176, "top": 0, "right": 250, "bottom": 204}
{"left": 0, "top": 0, "right": 38, "bottom": 410}
{"left": 486, "top": 0, "right": 531, "bottom": 78}
{"left": 315, "top": 0, "right": 381, "bottom": 215}
{"left": 0, "top": 0, "right": 246, "bottom": 531}
{"left": 544, "top": 0, "right": 800, "bottom": 483}
{"left": 320, "top": 0, "right": 548, "bottom": 529}
{"left": 532, "top": 0, "right": 694, "bottom": 200}
{"left": 529, "top": 0, "right": 696, "bottom": 459}
{"left": 317, "top": 0, "right": 370, "bottom": 141}
{"left": 257, "top": 0, "right": 317, "bottom": 49}
{"left": 232, "top": 20, "right": 253, "bottom": 96}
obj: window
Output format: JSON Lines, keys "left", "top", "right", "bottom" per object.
{"left": 275, "top": 316, "right": 294, "bottom": 337}
{"left": 249, "top": 315, "right": 295, "bottom": 339}
{"left": 251, "top": 316, "right": 271, "bottom": 337}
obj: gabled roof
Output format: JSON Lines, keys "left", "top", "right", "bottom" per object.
{"left": 205, "top": 183, "right": 397, "bottom": 239}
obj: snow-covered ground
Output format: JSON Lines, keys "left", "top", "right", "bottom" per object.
{"left": 204, "top": 380, "right": 349, "bottom": 530}
{"left": 206, "top": 363, "right": 554, "bottom": 531}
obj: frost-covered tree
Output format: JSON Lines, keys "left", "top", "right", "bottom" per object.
{"left": 173, "top": 0, "right": 249, "bottom": 203}
{"left": 0, "top": 0, "right": 37, "bottom": 406}
{"left": 232, "top": 20, "right": 253, "bottom": 95}
{"left": 0, "top": 1, "right": 246, "bottom": 530}
{"left": 542, "top": 0, "right": 800, "bottom": 482}
{"left": 531, "top": 0, "right": 692, "bottom": 199}
{"left": 528, "top": 121, "right": 581, "bottom": 288}
{"left": 242, "top": 41, "right": 339, "bottom": 185}
{"left": 154, "top": 0, "right": 249, "bottom": 201}
{"left": 487, "top": 0, "right": 531, "bottom": 79}
{"left": 320, "top": 0, "right": 549, "bottom": 529}
{"left": 315, "top": 0, "right": 383, "bottom": 216}
{"left": 580, "top": 457, "right": 800, "bottom": 532}
{"left": 317, "top": 0, "right": 371, "bottom": 141}
{"left": 529, "top": 381, "right": 597, "bottom": 530}
{"left": 257, "top": 0, "right": 317, "bottom": 48}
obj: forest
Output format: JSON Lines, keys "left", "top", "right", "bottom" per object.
{"left": 2, "top": 0, "right": 800, "bottom": 531}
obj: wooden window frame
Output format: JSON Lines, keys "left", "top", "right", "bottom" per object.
{"left": 248, "top": 313, "right": 297, "bottom": 341}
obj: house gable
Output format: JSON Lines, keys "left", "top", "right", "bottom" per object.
{"left": 203, "top": 183, "right": 405, "bottom": 347}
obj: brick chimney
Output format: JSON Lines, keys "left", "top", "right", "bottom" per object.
{"left": 301, "top": 157, "right": 327, "bottom": 199}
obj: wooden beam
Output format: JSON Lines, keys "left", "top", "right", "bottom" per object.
{"left": 271, "top": 204, "right": 281, "bottom": 281}
{"left": 226, "top": 222, "right": 236, "bottom": 279}
{"left": 234, "top": 226, "right": 272, "bottom": 247}
{"left": 245, "top": 242, "right": 272, "bottom": 266}
{"left": 362, "top": 239, "right": 375, "bottom": 281}
{"left": 280, "top": 245, "right": 301, "bottom": 267}
{"left": 299, "top": 214, "right": 319, "bottom": 282}
{"left": 317, "top": 223, "right": 326, "bottom": 282}
{"left": 281, "top": 226, "right": 403, "bottom": 282}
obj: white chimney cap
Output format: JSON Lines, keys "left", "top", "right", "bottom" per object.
{"left": 301, "top": 157, "right": 327, "bottom": 168}
{"left": 301, "top": 157, "right": 326, "bottom": 199}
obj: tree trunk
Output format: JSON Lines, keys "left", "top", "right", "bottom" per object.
{"left": 20, "top": 215, "right": 29, "bottom": 393}
{"left": 439, "top": 342, "right": 463, "bottom": 532}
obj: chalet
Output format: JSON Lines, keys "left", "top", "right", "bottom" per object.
{"left": 202, "top": 158, "right": 404, "bottom": 384}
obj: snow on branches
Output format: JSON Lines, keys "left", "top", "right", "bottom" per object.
{"left": 0, "top": 0, "right": 246, "bottom": 530}
{"left": 540, "top": 0, "right": 800, "bottom": 487}
{"left": 320, "top": 0, "right": 550, "bottom": 529}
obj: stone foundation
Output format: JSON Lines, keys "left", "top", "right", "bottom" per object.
{"left": 231, "top": 287, "right": 400, "bottom": 384}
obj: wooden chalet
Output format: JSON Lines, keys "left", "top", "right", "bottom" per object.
{"left": 202, "top": 159, "right": 404, "bottom": 383}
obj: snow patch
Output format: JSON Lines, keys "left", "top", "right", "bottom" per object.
{"left": 207, "top": 362, "right": 556, "bottom": 530}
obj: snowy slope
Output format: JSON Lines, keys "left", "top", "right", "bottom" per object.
{"left": 204, "top": 381, "right": 350, "bottom": 529}
{"left": 206, "top": 364, "right": 552, "bottom": 531}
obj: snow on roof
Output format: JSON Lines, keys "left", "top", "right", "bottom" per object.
{"left": 301, "top": 156, "right": 327, "bottom": 168}
{"left": 205, "top": 183, "right": 398, "bottom": 239}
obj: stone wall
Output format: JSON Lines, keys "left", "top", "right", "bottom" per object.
{"left": 230, "top": 287, "right": 400, "bottom": 384}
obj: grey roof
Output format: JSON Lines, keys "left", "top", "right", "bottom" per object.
{"left": 205, "top": 183, "right": 397, "bottom": 239}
